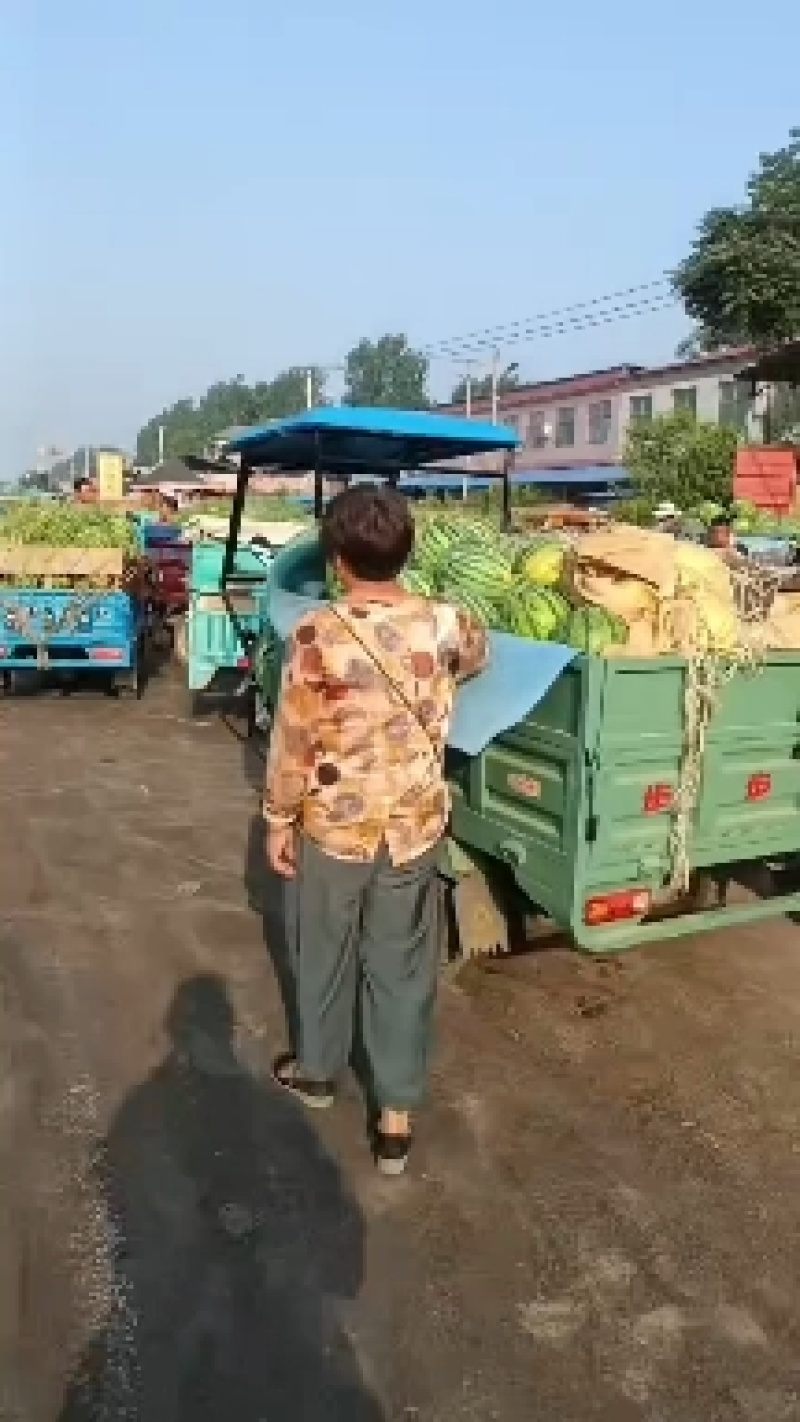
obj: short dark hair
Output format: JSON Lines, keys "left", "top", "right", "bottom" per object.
{"left": 320, "top": 483, "right": 414, "bottom": 580}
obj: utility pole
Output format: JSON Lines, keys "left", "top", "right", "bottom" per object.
{"left": 306, "top": 369, "right": 313, "bottom": 409}
{"left": 491, "top": 350, "right": 500, "bottom": 424}
{"left": 158, "top": 425, "right": 165, "bottom": 464}
{"left": 465, "top": 371, "right": 472, "bottom": 419}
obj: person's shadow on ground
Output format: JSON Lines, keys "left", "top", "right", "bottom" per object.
{"left": 58, "top": 973, "right": 383, "bottom": 1422}
{"left": 245, "top": 811, "right": 299, "bottom": 1049}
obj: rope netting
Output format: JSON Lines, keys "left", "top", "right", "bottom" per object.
{"left": 663, "top": 560, "right": 779, "bottom": 892}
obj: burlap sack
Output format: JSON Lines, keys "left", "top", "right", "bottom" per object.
{"left": 567, "top": 560, "right": 659, "bottom": 621}
{"left": 566, "top": 525, "right": 744, "bottom": 657}
{"left": 570, "top": 526, "right": 680, "bottom": 595}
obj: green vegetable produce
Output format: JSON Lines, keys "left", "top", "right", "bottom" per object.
{"left": 398, "top": 568, "right": 434, "bottom": 596}
{"left": 563, "top": 607, "right": 628, "bottom": 655}
{"left": 0, "top": 503, "right": 138, "bottom": 552}
{"left": 504, "top": 584, "right": 570, "bottom": 642}
{"left": 517, "top": 542, "right": 566, "bottom": 588}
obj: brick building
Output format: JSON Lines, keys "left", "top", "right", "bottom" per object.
{"left": 441, "top": 347, "right": 763, "bottom": 470}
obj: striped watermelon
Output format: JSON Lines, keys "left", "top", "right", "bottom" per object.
{"left": 564, "top": 607, "right": 628, "bottom": 655}
{"left": 399, "top": 567, "right": 434, "bottom": 597}
{"left": 505, "top": 584, "right": 569, "bottom": 641}
{"left": 512, "top": 535, "right": 564, "bottom": 573}
{"left": 414, "top": 519, "right": 457, "bottom": 581}
{"left": 443, "top": 547, "right": 514, "bottom": 596}
{"left": 440, "top": 582, "right": 499, "bottom": 628}
{"left": 325, "top": 565, "right": 344, "bottom": 601}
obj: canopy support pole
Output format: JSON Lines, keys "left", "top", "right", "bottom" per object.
{"left": 501, "top": 451, "right": 512, "bottom": 530}
{"left": 313, "top": 431, "right": 323, "bottom": 520}
{"left": 222, "top": 454, "right": 251, "bottom": 586}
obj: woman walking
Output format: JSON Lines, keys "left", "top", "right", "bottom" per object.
{"left": 264, "top": 485, "right": 487, "bottom": 1174}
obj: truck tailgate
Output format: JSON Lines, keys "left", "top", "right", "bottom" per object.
{"left": 589, "top": 654, "right": 800, "bottom": 879}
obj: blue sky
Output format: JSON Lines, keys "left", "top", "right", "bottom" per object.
{"left": 1, "top": 0, "right": 798, "bottom": 479}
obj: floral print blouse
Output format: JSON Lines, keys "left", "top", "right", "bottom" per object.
{"left": 263, "top": 596, "right": 488, "bottom": 864}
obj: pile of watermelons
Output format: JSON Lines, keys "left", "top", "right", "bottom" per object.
{"left": 327, "top": 512, "right": 628, "bottom": 655}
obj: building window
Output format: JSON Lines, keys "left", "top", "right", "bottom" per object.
{"left": 555, "top": 407, "right": 575, "bottom": 448}
{"left": 629, "top": 393, "right": 653, "bottom": 422}
{"left": 527, "top": 411, "right": 548, "bottom": 449}
{"left": 672, "top": 386, "right": 697, "bottom": 417}
{"left": 588, "top": 399, "right": 612, "bottom": 445}
{"left": 718, "top": 379, "right": 750, "bottom": 432}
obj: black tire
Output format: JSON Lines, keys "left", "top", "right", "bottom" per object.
{"left": 245, "top": 683, "right": 258, "bottom": 739}
{"left": 114, "top": 638, "right": 145, "bottom": 700}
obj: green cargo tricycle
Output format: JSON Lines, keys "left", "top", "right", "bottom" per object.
{"left": 222, "top": 409, "right": 800, "bottom": 958}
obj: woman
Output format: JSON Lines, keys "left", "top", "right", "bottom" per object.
{"left": 264, "top": 484, "right": 487, "bottom": 1174}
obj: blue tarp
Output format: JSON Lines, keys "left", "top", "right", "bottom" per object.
{"left": 449, "top": 634, "right": 576, "bottom": 754}
{"left": 268, "top": 579, "right": 576, "bottom": 756}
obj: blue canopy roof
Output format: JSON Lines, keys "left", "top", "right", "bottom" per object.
{"left": 224, "top": 406, "right": 520, "bottom": 474}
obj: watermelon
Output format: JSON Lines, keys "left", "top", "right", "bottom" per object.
{"left": 440, "top": 583, "right": 498, "bottom": 628}
{"left": 414, "top": 520, "right": 457, "bottom": 581}
{"left": 564, "top": 606, "right": 628, "bottom": 655}
{"left": 517, "top": 542, "right": 566, "bottom": 588}
{"left": 443, "top": 547, "right": 514, "bottom": 594}
{"left": 505, "top": 585, "right": 570, "bottom": 642}
{"left": 399, "top": 567, "right": 434, "bottom": 597}
{"left": 325, "top": 565, "right": 344, "bottom": 601}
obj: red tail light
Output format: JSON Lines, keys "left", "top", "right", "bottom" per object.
{"left": 643, "top": 783, "right": 674, "bottom": 814}
{"left": 236, "top": 656, "right": 251, "bottom": 670}
{"left": 584, "top": 888, "right": 651, "bottom": 926}
{"left": 747, "top": 773, "right": 771, "bottom": 801}
{"left": 88, "top": 647, "right": 124, "bottom": 662}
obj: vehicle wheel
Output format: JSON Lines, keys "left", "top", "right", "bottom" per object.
{"left": 114, "top": 641, "right": 144, "bottom": 700}
{"left": 173, "top": 617, "right": 188, "bottom": 667}
{"left": 245, "top": 684, "right": 258, "bottom": 739}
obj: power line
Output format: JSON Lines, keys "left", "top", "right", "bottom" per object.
{"left": 420, "top": 276, "right": 677, "bottom": 362}
{"left": 431, "top": 296, "right": 679, "bottom": 363}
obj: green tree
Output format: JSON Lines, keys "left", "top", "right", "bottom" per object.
{"left": 674, "top": 331, "right": 704, "bottom": 359}
{"left": 343, "top": 334, "right": 430, "bottom": 408}
{"left": 624, "top": 412, "right": 739, "bottom": 507}
{"left": 450, "top": 365, "right": 520, "bottom": 405}
{"left": 673, "top": 130, "right": 800, "bottom": 348}
{"left": 135, "top": 368, "right": 326, "bottom": 464}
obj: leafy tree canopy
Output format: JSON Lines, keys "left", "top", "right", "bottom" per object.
{"left": 343, "top": 334, "right": 430, "bottom": 409}
{"left": 624, "top": 411, "right": 739, "bottom": 507}
{"left": 136, "top": 332, "right": 432, "bottom": 465}
{"left": 673, "top": 129, "right": 800, "bottom": 348}
{"left": 136, "top": 368, "right": 326, "bottom": 465}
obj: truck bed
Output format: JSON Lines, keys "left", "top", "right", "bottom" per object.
{"left": 448, "top": 651, "right": 800, "bottom": 951}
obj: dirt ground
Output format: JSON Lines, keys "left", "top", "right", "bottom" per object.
{"left": 1, "top": 664, "right": 800, "bottom": 1422}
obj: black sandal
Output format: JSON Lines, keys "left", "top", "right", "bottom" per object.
{"left": 272, "top": 1053, "right": 335, "bottom": 1110}
{"left": 373, "top": 1129, "right": 412, "bottom": 1177}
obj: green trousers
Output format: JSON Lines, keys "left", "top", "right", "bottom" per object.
{"left": 292, "top": 836, "right": 440, "bottom": 1109}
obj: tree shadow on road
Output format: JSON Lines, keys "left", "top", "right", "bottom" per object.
{"left": 57, "top": 973, "right": 383, "bottom": 1422}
